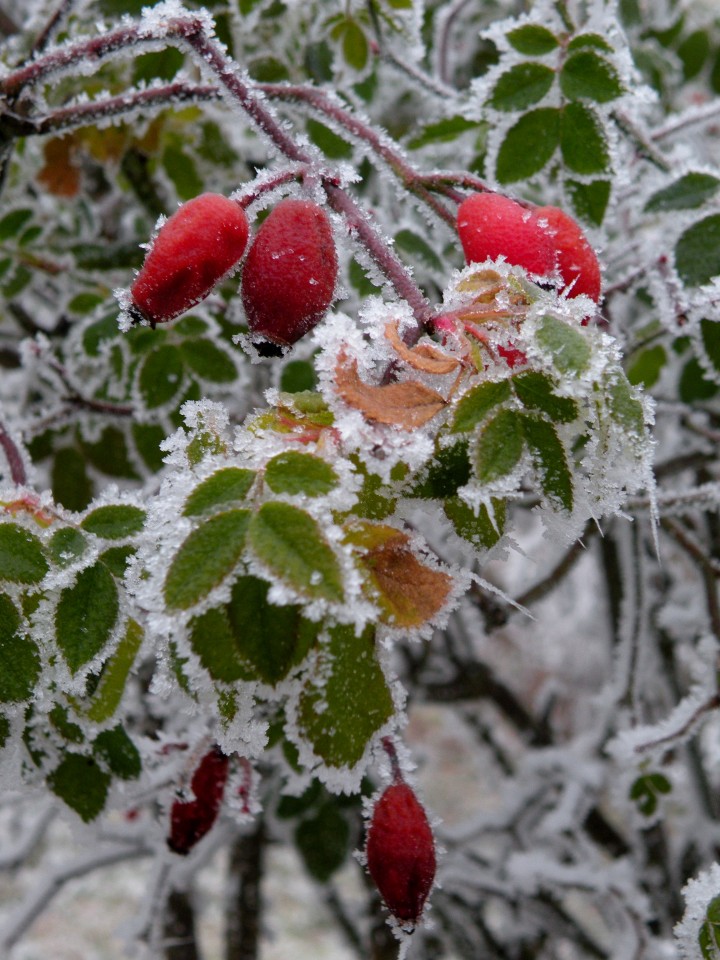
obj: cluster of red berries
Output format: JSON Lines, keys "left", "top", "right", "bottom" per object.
{"left": 129, "top": 193, "right": 338, "bottom": 346}
{"left": 457, "top": 192, "right": 602, "bottom": 303}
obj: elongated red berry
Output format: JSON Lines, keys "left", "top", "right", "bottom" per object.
{"left": 167, "top": 745, "right": 229, "bottom": 855}
{"left": 365, "top": 782, "right": 436, "bottom": 925}
{"left": 131, "top": 193, "right": 249, "bottom": 326}
{"left": 535, "top": 205, "right": 602, "bottom": 302}
{"left": 241, "top": 198, "right": 338, "bottom": 345}
{"left": 457, "top": 193, "right": 556, "bottom": 277}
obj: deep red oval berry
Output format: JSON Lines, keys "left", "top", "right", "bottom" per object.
{"left": 241, "top": 198, "right": 338, "bottom": 346}
{"left": 457, "top": 193, "right": 556, "bottom": 277}
{"left": 365, "top": 782, "right": 436, "bottom": 925}
{"left": 167, "top": 746, "right": 229, "bottom": 856}
{"left": 535, "top": 205, "right": 602, "bottom": 303}
{"left": 131, "top": 193, "right": 249, "bottom": 326}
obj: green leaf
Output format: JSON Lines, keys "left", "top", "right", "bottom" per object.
{"left": 189, "top": 606, "right": 252, "bottom": 683}
{"left": 627, "top": 345, "right": 666, "bottom": 387}
{"left": 676, "top": 216, "right": 720, "bottom": 287}
{"left": 512, "top": 371, "right": 578, "bottom": 422}
{"left": 81, "top": 505, "right": 146, "bottom": 540}
{"left": 678, "top": 29, "right": 710, "bottom": 80}
{"left": 162, "top": 145, "right": 203, "bottom": 201}
{"left": 522, "top": 415, "right": 573, "bottom": 510}
{"left": 295, "top": 801, "right": 351, "bottom": 881}
{"left": 608, "top": 374, "right": 646, "bottom": 432}
{"left": 452, "top": 380, "right": 512, "bottom": 433}
{"left": 298, "top": 624, "right": 393, "bottom": 767}
{"left": 139, "top": 344, "right": 184, "bottom": 409}
{"left": 81, "top": 426, "right": 139, "bottom": 480}
{"left": 394, "top": 229, "right": 443, "bottom": 271}
{"left": 496, "top": 108, "right": 560, "bottom": 183}
{"left": 0, "top": 524, "right": 48, "bottom": 584}
{"left": 49, "top": 528, "right": 88, "bottom": 566}
{"left": 280, "top": 360, "right": 318, "bottom": 393}
{"left": 444, "top": 497, "right": 506, "bottom": 550}
{"left": 99, "top": 546, "right": 135, "bottom": 578}
{"left": 68, "top": 292, "right": 105, "bottom": 314}
{"left": 561, "top": 103, "right": 610, "bottom": 175}
{"left": 132, "top": 423, "right": 167, "bottom": 472}
{"left": 566, "top": 179, "right": 611, "bottom": 226}
{"left": 48, "top": 753, "right": 110, "bottom": 822}
{"left": 0, "top": 593, "right": 40, "bottom": 703}
{"left": 408, "top": 116, "right": 482, "bottom": 149}
{"left": 645, "top": 173, "right": 720, "bottom": 213}
{"left": 560, "top": 50, "right": 622, "bottom": 102}
{"left": 164, "top": 510, "right": 250, "bottom": 610}
{"left": 411, "top": 441, "right": 471, "bottom": 498}
{"left": 132, "top": 47, "right": 183, "bottom": 84}
{"left": 537, "top": 314, "right": 592, "bottom": 373}
{"left": 265, "top": 451, "right": 339, "bottom": 498}
{"left": 0, "top": 714, "right": 10, "bottom": 749}
{"left": 506, "top": 25, "right": 558, "bottom": 56}
{"left": 180, "top": 339, "right": 237, "bottom": 383}
{"left": 341, "top": 19, "right": 368, "bottom": 71}
{"left": 93, "top": 725, "right": 141, "bottom": 780}
{"left": 56, "top": 563, "right": 119, "bottom": 673}
{"left": 489, "top": 63, "right": 555, "bottom": 112}
{"left": 306, "top": 118, "right": 353, "bottom": 159}
{"left": 679, "top": 358, "right": 718, "bottom": 403}
{"left": 86, "top": 619, "right": 144, "bottom": 722}
{"left": 701, "top": 319, "right": 720, "bottom": 375}
{"left": 249, "top": 503, "right": 344, "bottom": 603}
{"left": 50, "top": 705, "right": 84, "bottom": 743}
{"left": 0, "top": 209, "right": 33, "bottom": 241}
{"left": 226, "top": 576, "right": 318, "bottom": 685}
{"left": 474, "top": 409, "right": 525, "bottom": 483}
{"left": 567, "top": 33, "right": 613, "bottom": 54}
{"left": 183, "top": 468, "right": 256, "bottom": 517}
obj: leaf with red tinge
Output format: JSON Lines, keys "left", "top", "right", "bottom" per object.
{"left": 335, "top": 351, "right": 447, "bottom": 429}
{"left": 167, "top": 746, "right": 229, "bottom": 855}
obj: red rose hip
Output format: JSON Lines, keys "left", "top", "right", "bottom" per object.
{"left": 365, "top": 782, "right": 436, "bottom": 925}
{"left": 535, "top": 205, "right": 602, "bottom": 302}
{"left": 167, "top": 745, "right": 229, "bottom": 855}
{"left": 130, "top": 193, "right": 249, "bottom": 326}
{"left": 457, "top": 192, "right": 556, "bottom": 277}
{"left": 241, "top": 198, "right": 338, "bottom": 345}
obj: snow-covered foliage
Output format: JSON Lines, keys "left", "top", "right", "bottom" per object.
{"left": 0, "top": 0, "right": 719, "bottom": 957}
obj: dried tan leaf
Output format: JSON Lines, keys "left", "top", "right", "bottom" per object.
{"left": 38, "top": 137, "right": 81, "bottom": 198}
{"left": 335, "top": 350, "right": 447, "bottom": 429}
{"left": 384, "top": 321, "right": 460, "bottom": 375}
{"left": 356, "top": 526, "right": 453, "bottom": 628}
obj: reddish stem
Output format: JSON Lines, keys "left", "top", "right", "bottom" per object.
{"left": 381, "top": 736, "right": 403, "bottom": 783}
{"left": 0, "top": 421, "right": 27, "bottom": 486}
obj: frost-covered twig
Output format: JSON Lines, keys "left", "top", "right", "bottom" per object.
{"left": 661, "top": 518, "right": 720, "bottom": 579}
{"left": 28, "top": 0, "right": 79, "bottom": 59}
{"left": 0, "top": 802, "right": 55, "bottom": 869}
{"left": 612, "top": 109, "right": 672, "bottom": 174}
{"left": 0, "top": 418, "right": 27, "bottom": 485}
{"left": 653, "top": 98, "right": 720, "bottom": 142}
{"left": 515, "top": 524, "right": 595, "bottom": 610}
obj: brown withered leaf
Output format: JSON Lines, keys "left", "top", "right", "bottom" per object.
{"left": 38, "top": 137, "right": 81, "bottom": 198}
{"left": 385, "top": 321, "right": 460, "bottom": 375}
{"left": 335, "top": 350, "right": 447, "bottom": 429}
{"left": 351, "top": 524, "right": 452, "bottom": 629}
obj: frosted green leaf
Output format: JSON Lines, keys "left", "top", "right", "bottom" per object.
{"left": 561, "top": 103, "right": 609, "bottom": 175}
{"left": 522, "top": 415, "right": 573, "bottom": 511}
{"left": 474, "top": 410, "right": 525, "bottom": 483}
{"left": 496, "top": 108, "right": 560, "bottom": 183}
{"left": 81, "top": 505, "right": 146, "bottom": 539}
{"left": 701, "top": 319, "right": 720, "bottom": 375}
{"left": 183, "top": 468, "right": 256, "bottom": 517}
{"left": 608, "top": 375, "right": 645, "bottom": 434}
{"left": 645, "top": 173, "right": 720, "bottom": 212}
{"left": 93, "top": 725, "right": 141, "bottom": 780}
{"left": 86, "top": 618, "right": 144, "bottom": 722}
{"left": 567, "top": 179, "right": 611, "bottom": 225}
{"left": 180, "top": 339, "right": 236, "bottom": 383}
{"left": 489, "top": 63, "right": 555, "bottom": 112}
{"left": 295, "top": 800, "right": 351, "bottom": 881}
{"left": 164, "top": 510, "right": 250, "bottom": 610}
{"left": 560, "top": 51, "right": 623, "bottom": 102}
{"left": 0, "top": 209, "right": 33, "bottom": 241}
{"left": 139, "top": 344, "right": 184, "bottom": 409}
{"left": 56, "top": 563, "right": 119, "bottom": 673}
{"left": 506, "top": 25, "right": 558, "bottom": 55}
{"left": 408, "top": 116, "right": 482, "bottom": 149}
{"left": 341, "top": 19, "right": 368, "bottom": 70}
{"left": 675, "top": 215, "right": 720, "bottom": 287}
{"left": 49, "top": 527, "right": 88, "bottom": 566}
{"left": 627, "top": 345, "right": 666, "bottom": 387}
{"left": 394, "top": 229, "right": 443, "bottom": 270}
{"left": 444, "top": 497, "right": 506, "bottom": 550}
{"left": 48, "top": 753, "right": 110, "bottom": 822}
{"left": 249, "top": 503, "right": 343, "bottom": 603}
{"left": 189, "top": 606, "right": 252, "bottom": 683}
{"left": 298, "top": 624, "right": 393, "bottom": 767}
{"left": 306, "top": 118, "right": 353, "bottom": 159}
{"left": 537, "top": 314, "right": 591, "bottom": 373}
{"left": 0, "top": 524, "right": 48, "bottom": 584}
{"left": 411, "top": 441, "right": 471, "bottom": 498}
{"left": 567, "top": 33, "right": 613, "bottom": 53}
{"left": 452, "top": 380, "right": 512, "bottom": 433}
{"left": 512, "top": 371, "right": 578, "bottom": 422}
{"left": 0, "top": 593, "right": 40, "bottom": 703}
{"left": 265, "top": 451, "right": 338, "bottom": 497}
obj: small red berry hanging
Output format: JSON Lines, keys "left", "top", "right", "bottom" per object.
{"left": 365, "top": 780, "right": 437, "bottom": 926}
{"left": 535, "top": 205, "right": 602, "bottom": 302}
{"left": 241, "top": 198, "right": 338, "bottom": 346}
{"left": 130, "top": 193, "right": 249, "bottom": 327}
{"left": 167, "top": 745, "right": 229, "bottom": 856}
